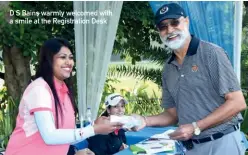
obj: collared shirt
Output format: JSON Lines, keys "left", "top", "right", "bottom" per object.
{"left": 161, "top": 36, "right": 242, "bottom": 139}
{"left": 88, "top": 129, "right": 127, "bottom": 155}
{"left": 5, "top": 77, "right": 75, "bottom": 155}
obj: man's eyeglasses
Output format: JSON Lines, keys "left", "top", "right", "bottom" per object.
{"left": 157, "top": 18, "right": 181, "bottom": 31}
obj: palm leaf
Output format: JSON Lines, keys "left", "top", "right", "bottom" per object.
{"left": 107, "top": 64, "right": 162, "bottom": 86}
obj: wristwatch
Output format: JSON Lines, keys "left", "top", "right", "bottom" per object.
{"left": 192, "top": 122, "right": 201, "bottom": 136}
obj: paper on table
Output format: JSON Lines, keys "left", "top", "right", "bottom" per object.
{"left": 133, "top": 129, "right": 176, "bottom": 154}
{"left": 136, "top": 141, "right": 175, "bottom": 154}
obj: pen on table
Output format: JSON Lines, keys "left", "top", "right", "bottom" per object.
{"left": 148, "top": 138, "right": 171, "bottom": 140}
{"left": 150, "top": 146, "right": 163, "bottom": 149}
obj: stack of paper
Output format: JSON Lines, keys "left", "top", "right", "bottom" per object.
{"left": 130, "top": 130, "right": 176, "bottom": 154}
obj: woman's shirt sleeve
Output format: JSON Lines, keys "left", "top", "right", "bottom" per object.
{"left": 34, "top": 111, "right": 95, "bottom": 145}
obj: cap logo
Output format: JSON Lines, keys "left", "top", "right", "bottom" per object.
{"left": 191, "top": 65, "right": 198, "bottom": 72}
{"left": 105, "top": 95, "right": 122, "bottom": 106}
{"left": 160, "top": 6, "right": 169, "bottom": 14}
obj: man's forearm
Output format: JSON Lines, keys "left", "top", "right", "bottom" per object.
{"left": 197, "top": 91, "right": 246, "bottom": 131}
{"left": 146, "top": 110, "right": 178, "bottom": 127}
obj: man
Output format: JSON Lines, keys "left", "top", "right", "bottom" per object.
{"left": 132, "top": 3, "right": 247, "bottom": 155}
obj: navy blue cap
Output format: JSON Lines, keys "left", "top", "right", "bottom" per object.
{"left": 155, "top": 3, "right": 186, "bottom": 26}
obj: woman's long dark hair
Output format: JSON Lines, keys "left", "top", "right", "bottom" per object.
{"left": 35, "top": 38, "right": 77, "bottom": 128}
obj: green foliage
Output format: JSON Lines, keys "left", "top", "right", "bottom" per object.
{"left": 108, "top": 64, "right": 163, "bottom": 86}
{"left": 240, "top": 29, "right": 248, "bottom": 133}
{"left": 123, "top": 84, "right": 163, "bottom": 115}
{"left": 114, "top": 1, "right": 170, "bottom": 64}
{"left": 109, "top": 1, "right": 168, "bottom": 91}
{"left": 243, "top": 2, "right": 248, "bottom": 28}
{"left": 0, "top": 2, "right": 47, "bottom": 58}
{"left": 98, "top": 79, "right": 163, "bottom": 116}
{"left": 238, "top": 4, "right": 248, "bottom": 135}
{"left": 241, "top": 30, "right": 248, "bottom": 89}
{"left": 0, "top": 86, "right": 17, "bottom": 148}
{"left": 98, "top": 78, "right": 119, "bottom": 115}
{"left": 101, "top": 78, "right": 120, "bottom": 102}
{"left": 0, "top": 1, "right": 75, "bottom": 66}
{"left": 241, "top": 89, "right": 248, "bottom": 133}
{"left": 241, "top": 5, "right": 248, "bottom": 90}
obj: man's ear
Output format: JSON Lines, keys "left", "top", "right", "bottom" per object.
{"left": 185, "top": 17, "right": 190, "bottom": 28}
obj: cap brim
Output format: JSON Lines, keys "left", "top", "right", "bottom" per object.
{"left": 156, "top": 15, "right": 182, "bottom": 25}
{"left": 109, "top": 97, "right": 128, "bottom": 106}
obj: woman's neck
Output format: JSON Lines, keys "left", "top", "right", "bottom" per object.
{"left": 53, "top": 76, "right": 63, "bottom": 85}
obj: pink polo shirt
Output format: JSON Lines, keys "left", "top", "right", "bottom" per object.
{"left": 5, "top": 77, "right": 75, "bottom": 155}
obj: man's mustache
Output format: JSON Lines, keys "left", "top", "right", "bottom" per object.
{"left": 165, "top": 31, "right": 182, "bottom": 41}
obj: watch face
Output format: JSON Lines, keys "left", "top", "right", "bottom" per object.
{"left": 194, "top": 129, "right": 201, "bottom": 135}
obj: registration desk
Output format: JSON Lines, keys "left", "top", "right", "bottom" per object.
{"left": 73, "top": 126, "right": 248, "bottom": 155}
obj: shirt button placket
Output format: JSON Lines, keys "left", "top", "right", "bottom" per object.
{"left": 178, "top": 67, "right": 184, "bottom": 78}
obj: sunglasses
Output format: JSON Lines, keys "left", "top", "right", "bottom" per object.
{"left": 157, "top": 19, "right": 181, "bottom": 31}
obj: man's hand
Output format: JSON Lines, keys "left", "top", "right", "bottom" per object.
{"left": 168, "top": 124, "right": 194, "bottom": 141}
{"left": 130, "top": 114, "right": 146, "bottom": 131}
{"left": 93, "top": 116, "right": 123, "bottom": 135}
{"left": 130, "top": 109, "right": 178, "bottom": 131}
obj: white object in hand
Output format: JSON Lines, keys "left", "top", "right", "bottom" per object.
{"left": 151, "top": 129, "right": 175, "bottom": 139}
{"left": 110, "top": 115, "right": 141, "bottom": 129}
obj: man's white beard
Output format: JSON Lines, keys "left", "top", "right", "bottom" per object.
{"left": 160, "top": 27, "right": 190, "bottom": 50}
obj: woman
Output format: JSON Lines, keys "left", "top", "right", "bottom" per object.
{"left": 5, "top": 38, "right": 122, "bottom": 155}
{"left": 87, "top": 93, "right": 129, "bottom": 155}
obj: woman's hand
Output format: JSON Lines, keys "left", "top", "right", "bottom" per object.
{"left": 123, "top": 127, "right": 132, "bottom": 131}
{"left": 75, "top": 148, "right": 95, "bottom": 155}
{"left": 119, "top": 143, "right": 128, "bottom": 151}
{"left": 93, "top": 116, "right": 123, "bottom": 135}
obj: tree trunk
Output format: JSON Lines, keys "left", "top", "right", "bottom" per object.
{"left": 2, "top": 46, "right": 31, "bottom": 102}
{"left": 1, "top": 2, "right": 31, "bottom": 102}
